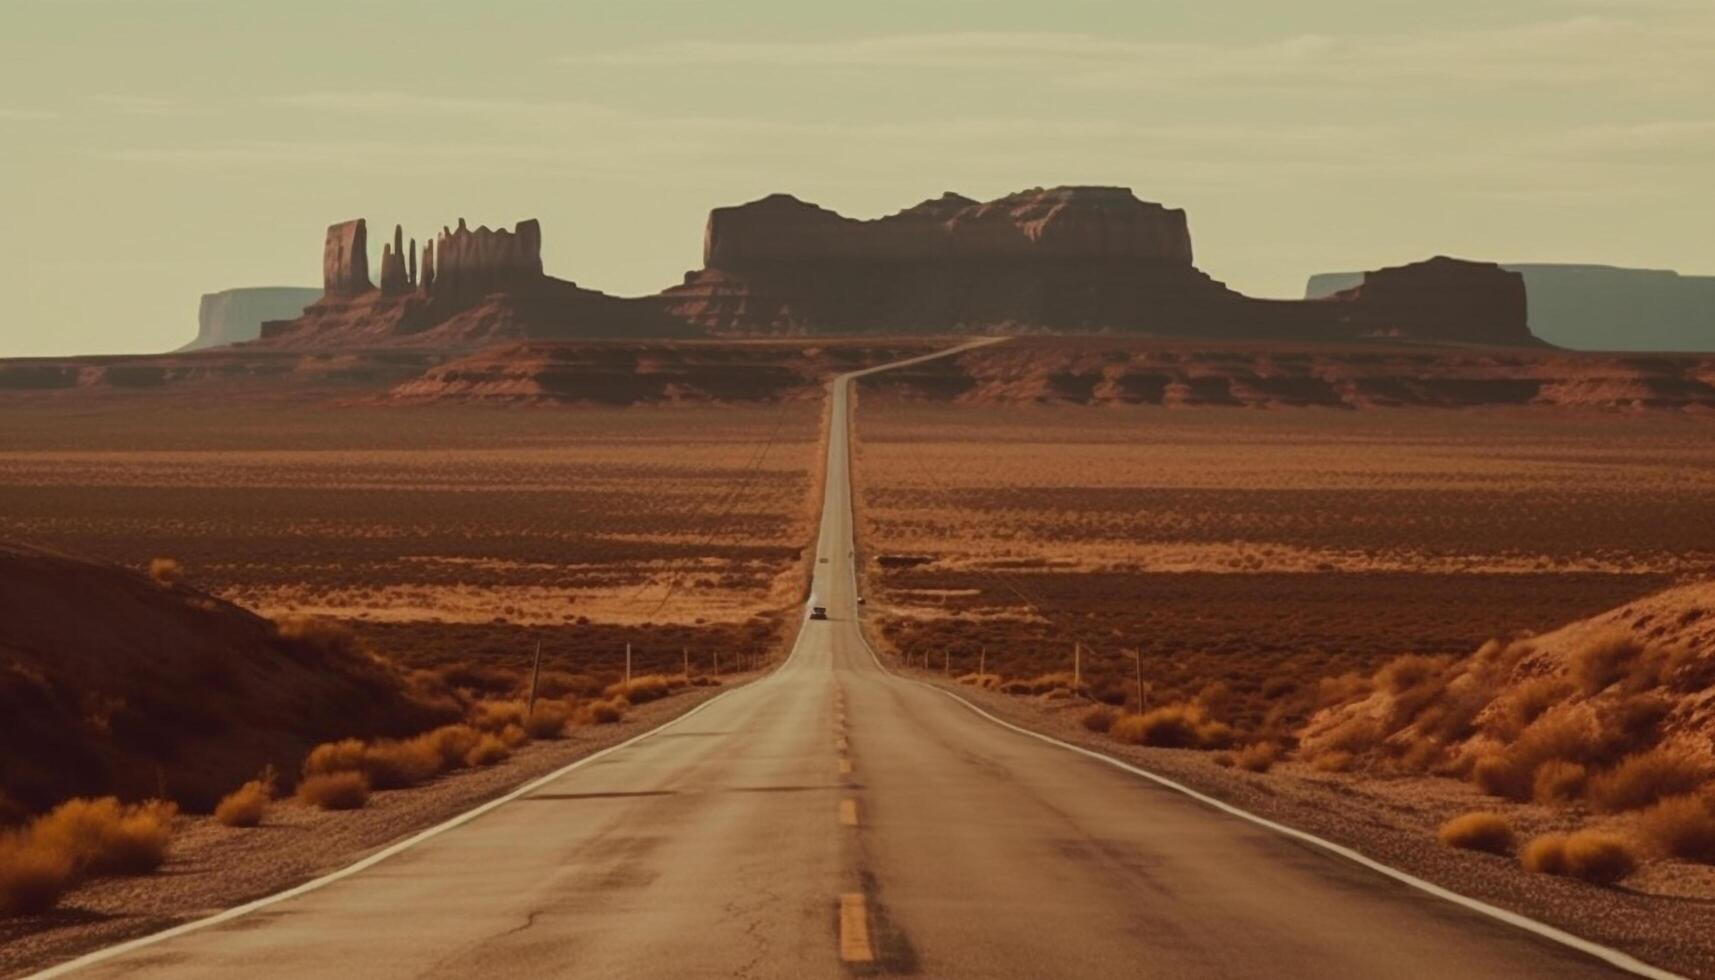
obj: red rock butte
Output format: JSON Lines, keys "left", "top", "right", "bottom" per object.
{"left": 663, "top": 186, "right": 1537, "bottom": 346}
{"left": 259, "top": 217, "right": 689, "bottom": 349}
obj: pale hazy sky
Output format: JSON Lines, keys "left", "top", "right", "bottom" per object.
{"left": 3, "top": 0, "right": 1712, "bottom": 356}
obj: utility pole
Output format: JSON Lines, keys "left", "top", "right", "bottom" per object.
{"left": 1073, "top": 641, "right": 1081, "bottom": 691}
{"left": 944, "top": 648, "right": 950, "bottom": 676}
{"left": 979, "top": 645, "right": 986, "bottom": 678}
{"left": 682, "top": 645, "right": 690, "bottom": 679}
{"left": 625, "top": 642, "right": 632, "bottom": 685}
{"left": 1132, "top": 648, "right": 1145, "bottom": 714}
{"left": 527, "top": 640, "right": 543, "bottom": 716}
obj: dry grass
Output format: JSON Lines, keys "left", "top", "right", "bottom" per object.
{"left": 464, "top": 734, "right": 511, "bottom": 767}
{"left": 523, "top": 701, "right": 573, "bottom": 739}
{"left": 0, "top": 796, "right": 181, "bottom": 917}
{"left": 1109, "top": 703, "right": 1233, "bottom": 750}
{"left": 1234, "top": 741, "right": 1281, "bottom": 773}
{"left": 213, "top": 772, "right": 275, "bottom": 828}
{"left": 1636, "top": 795, "right": 1715, "bottom": 863}
{"left": 604, "top": 674, "right": 687, "bottom": 705}
{"left": 296, "top": 772, "right": 371, "bottom": 810}
{"left": 29, "top": 798, "right": 178, "bottom": 877}
{"left": 1586, "top": 749, "right": 1712, "bottom": 813}
{"left": 1313, "top": 750, "right": 1355, "bottom": 773}
{"left": 580, "top": 698, "right": 627, "bottom": 725}
{"left": 1079, "top": 705, "right": 1120, "bottom": 733}
{"left": 1437, "top": 812, "right": 1515, "bottom": 855}
{"left": 146, "top": 556, "right": 182, "bottom": 587}
{"left": 1521, "top": 830, "right": 1638, "bottom": 884}
{"left": 1532, "top": 760, "right": 1589, "bottom": 805}
{"left": 0, "top": 834, "right": 72, "bottom": 917}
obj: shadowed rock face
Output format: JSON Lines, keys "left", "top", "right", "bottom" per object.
{"left": 705, "top": 187, "right": 1194, "bottom": 268}
{"left": 1310, "top": 264, "right": 1715, "bottom": 351}
{"left": 664, "top": 186, "right": 1537, "bottom": 346}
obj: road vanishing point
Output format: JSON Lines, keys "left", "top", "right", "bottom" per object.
{"left": 45, "top": 341, "right": 1656, "bottom": 979}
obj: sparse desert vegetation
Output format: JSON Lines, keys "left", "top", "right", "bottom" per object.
{"left": 0, "top": 797, "right": 177, "bottom": 915}
{"left": 856, "top": 398, "right": 1715, "bottom": 901}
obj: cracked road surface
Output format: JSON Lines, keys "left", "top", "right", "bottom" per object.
{"left": 58, "top": 343, "right": 1632, "bottom": 979}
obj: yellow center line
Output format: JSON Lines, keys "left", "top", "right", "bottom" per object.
{"left": 838, "top": 757, "right": 853, "bottom": 776}
{"left": 839, "top": 798, "right": 859, "bottom": 826}
{"left": 835, "top": 736, "right": 848, "bottom": 751}
{"left": 839, "top": 893, "right": 874, "bottom": 963}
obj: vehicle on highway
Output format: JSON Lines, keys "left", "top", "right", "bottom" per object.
{"left": 809, "top": 605, "right": 828, "bottom": 620}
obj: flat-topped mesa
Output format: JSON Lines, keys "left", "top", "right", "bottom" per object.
{"left": 704, "top": 186, "right": 1194, "bottom": 270}
{"left": 322, "top": 219, "right": 371, "bottom": 294}
{"left": 1331, "top": 256, "right": 1531, "bottom": 345}
{"left": 430, "top": 218, "right": 545, "bottom": 302}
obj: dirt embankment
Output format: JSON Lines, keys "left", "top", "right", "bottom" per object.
{"left": 0, "top": 542, "right": 453, "bottom": 814}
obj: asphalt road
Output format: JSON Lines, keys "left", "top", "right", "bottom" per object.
{"left": 58, "top": 344, "right": 1632, "bottom": 979}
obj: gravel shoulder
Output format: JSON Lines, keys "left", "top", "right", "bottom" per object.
{"left": 0, "top": 678, "right": 756, "bottom": 979}
{"left": 905, "top": 670, "right": 1715, "bottom": 980}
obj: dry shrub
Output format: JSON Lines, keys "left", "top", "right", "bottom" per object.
{"left": 1521, "top": 830, "right": 1638, "bottom": 884}
{"left": 465, "top": 734, "right": 510, "bottom": 767}
{"left": 1080, "top": 705, "right": 1119, "bottom": 733}
{"left": 0, "top": 834, "right": 72, "bottom": 916}
{"left": 1532, "top": 760, "right": 1589, "bottom": 804}
{"left": 420, "top": 724, "right": 483, "bottom": 768}
{"left": 604, "top": 674, "right": 680, "bottom": 705}
{"left": 1495, "top": 676, "right": 1573, "bottom": 738}
{"left": 273, "top": 614, "right": 364, "bottom": 659}
{"left": 30, "top": 798, "right": 177, "bottom": 877}
{"left": 302, "top": 738, "right": 368, "bottom": 778}
{"left": 1586, "top": 749, "right": 1711, "bottom": 813}
{"left": 581, "top": 698, "right": 626, "bottom": 725}
{"left": 1437, "top": 811, "right": 1514, "bottom": 855}
{"left": 470, "top": 700, "right": 527, "bottom": 733}
{"left": 1313, "top": 750, "right": 1355, "bottom": 773}
{"left": 360, "top": 739, "right": 444, "bottom": 789}
{"left": 535, "top": 671, "right": 603, "bottom": 699}
{"left": 1472, "top": 709, "right": 1599, "bottom": 802}
{"left": 499, "top": 724, "right": 529, "bottom": 749}
{"left": 214, "top": 772, "right": 275, "bottom": 828}
{"left": 1235, "top": 742, "right": 1280, "bottom": 773}
{"left": 1110, "top": 704, "right": 1231, "bottom": 750}
{"left": 1636, "top": 795, "right": 1715, "bottom": 863}
{"left": 147, "top": 557, "right": 182, "bottom": 587}
{"left": 956, "top": 673, "right": 1002, "bottom": 690}
{"left": 524, "top": 701, "right": 573, "bottom": 739}
{"left": 1573, "top": 632, "right": 1644, "bottom": 695}
{"left": 297, "top": 772, "right": 370, "bottom": 810}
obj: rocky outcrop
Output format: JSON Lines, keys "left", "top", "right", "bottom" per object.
{"left": 1325, "top": 257, "right": 1531, "bottom": 346}
{"left": 431, "top": 218, "right": 544, "bottom": 302}
{"left": 261, "top": 216, "right": 691, "bottom": 349}
{"left": 322, "top": 219, "right": 370, "bottom": 294}
{"left": 180, "top": 287, "right": 321, "bottom": 350}
{"left": 663, "top": 186, "right": 1540, "bottom": 346}
{"left": 1311, "top": 264, "right": 1715, "bottom": 352}
{"left": 705, "top": 187, "right": 1193, "bottom": 269}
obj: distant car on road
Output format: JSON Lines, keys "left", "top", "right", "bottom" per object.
{"left": 819, "top": 557, "right": 829, "bottom": 564}
{"left": 810, "top": 605, "right": 828, "bottom": 620}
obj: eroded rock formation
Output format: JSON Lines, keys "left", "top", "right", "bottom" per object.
{"left": 262, "top": 216, "right": 690, "bottom": 349}
{"left": 322, "top": 220, "right": 370, "bottom": 294}
{"left": 662, "top": 186, "right": 1537, "bottom": 346}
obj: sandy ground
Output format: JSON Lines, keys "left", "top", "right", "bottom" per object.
{"left": 908, "top": 672, "right": 1715, "bottom": 979}
{"left": 0, "top": 678, "right": 759, "bottom": 979}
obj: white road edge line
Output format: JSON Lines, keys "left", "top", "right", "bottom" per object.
{"left": 836, "top": 380, "right": 1681, "bottom": 980}
{"left": 35, "top": 597, "right": 813, "bottom": 979}
{"left": 31, "top": 340, "right": 986, "bottom": 979}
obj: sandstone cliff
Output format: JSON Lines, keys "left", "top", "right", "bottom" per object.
{"left": 663, "top": 186, "right": 1538, "bottom": 346}
{"left": 181, "top": 287, "right": 320, "bottom": 350}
